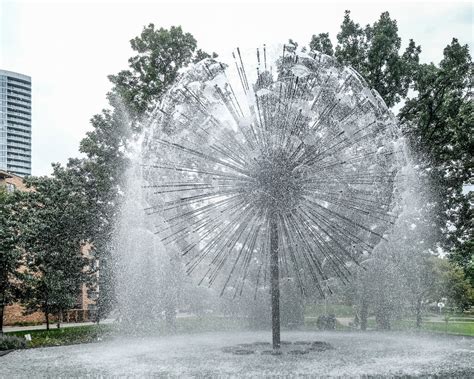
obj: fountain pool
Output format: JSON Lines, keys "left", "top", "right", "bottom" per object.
{"left": 2, "top": 331, "right": 472, "bottom": 377}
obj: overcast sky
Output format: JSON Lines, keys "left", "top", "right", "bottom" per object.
{"left": 1, "top": 0, "right": 472, "bottom": 176}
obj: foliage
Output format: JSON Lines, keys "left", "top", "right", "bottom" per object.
{"left": 336, "top": 11, "right": 421, "bottom": 107}
{"left": 311, "top": 11, "right": 472, "bottom": 320}
{"left": 399, "top": 38, "right": 473, "bottom": 282}
{"left": 75, "top": 108, "right": 130, "bottom": 321}
{"left": 0, "top": 335, "right": 26, "bottom": 350}
{"left": 310, "top": 10, "right": 420, "bottom": 108}
{"left": 451, "top": 240, "right": 474, "bottom": 287}
{"left": 76, "top": 25, "right": 214, "bottom": 322}
{"left": 20, "top": 168, "right": 91, "bottom": 329}
{"left": 10, "top": 320, "right": 43, "bottom": 327}
{"left": 309, "top": 33, "right": 333, "bottom": 56}
{"left": 434, "top": 259, "right": 474, "bottom": 311}
{"left": 8, "top": 324, "right": 115, "bottom": 348}
{"left": 316, "top": 314, "right": 336, "bottom": 330}
{"left": 108, "top": 24, "right": 199, "bottom": 119}
{"left": 193, "top": 49, "right": 218, "bottom": 63}
{"left": 0, "top": 187, "right": 28, "bottom": 333}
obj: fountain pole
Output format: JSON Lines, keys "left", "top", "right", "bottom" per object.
{"left": 270, "top": 212, "right": 281, "bottom": 350}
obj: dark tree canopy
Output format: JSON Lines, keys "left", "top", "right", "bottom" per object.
{"left": 309, "top": 33, "right": 334, "bottom": 56}
{"left": 399, "top": 38, "right": 473, "bottom": 281}
{"left": 193, "top": 49, "right": 218, "bottom": 63}
{"left": 108, "top": 24, "right": 198, "bottom": 117}
{"left": 334, "top": 10, "right": 366, "bottom": 71}
{"left": 75, "top": 24, "right": 214, "bottom": 321}
{"left": 307, "top": 10, "right": 472, "bottom": 300}
{"left": 0, "top": 187, "right": 28, "bottom": 334}
{"left": 21, "top": 169, "right": 91, "bottom": 329}
{"left": 312, "top": 10, "right": 421, "bottom": 108}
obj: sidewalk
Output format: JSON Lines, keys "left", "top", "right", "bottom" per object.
{"left": 4, "top": 319, "right": 116, "bottom": 333}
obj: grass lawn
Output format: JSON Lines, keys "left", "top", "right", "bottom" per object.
{"left": 305, "top": 304, "right": 354, "bottom": 318}
{"left": 366, "top": 319, "right": 474, "bottom": 336}
{"left": 6, "top": 324, "right": 115, "bottom": 348}
{"left": 3, "top": 313, "right": 472, "bottom": 350}
{"left": 419, "top": 321, "right": 474, "bottom": 335}
{"left": 4, "top": 317, "right": 247, "bottom": 349}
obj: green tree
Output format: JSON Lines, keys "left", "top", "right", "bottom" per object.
{"left": 334, "top": 10, "right": 366, "bottom": 71}
{"left": 309, "top": 33, "right": 334, "bottom": 56}
{"left": 451, "top": 239, "right": 474, "bottom": 287}
{"left": 78, "top": 25, "right": 213, "bottom": 322}
{"left": 74, "top": 108, "right": 129, "bottom": 322}
{"left": 108, "top": 24, "right": 199, "bottom": 119}
{"left": 21, "top": 169, "right": 90, "bottom": 330}
{"left": 0, "top": 187, "right": 27, "bottom": 334}
{"left": 434, "top": 259, "right": 474, "bottom": 311}
{"left": 317, "top": 11, "right": 472, "bottom": 296}
{"left": 193, "top": 48, "right": 218, "bottom": 63}
{"left": 318, "top": 10, "right": 421, "bottom": 108}
{"left": 399, "top": 39, "right": 473, "bottom": 283}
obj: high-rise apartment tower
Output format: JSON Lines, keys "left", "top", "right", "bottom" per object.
{"left": 0, "top": 69, "right": 32, "bottom": 176}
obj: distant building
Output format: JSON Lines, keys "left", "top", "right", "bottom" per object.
{"left": 0, "top": 69, "right": 32, "bottom": 177}
{"left": 0, "top": 169, "right": 27, "bottom": 192}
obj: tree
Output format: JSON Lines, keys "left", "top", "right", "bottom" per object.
{"left": 108, "top": 24, "right": 199, "bottom": 119}
{"left": 319, "top": 13, "right": 472, "bottom": 315}
{"left": 0, "top": 187, "right": 27, "bottom": 334}
{"left": 451, "top": 239, "right": 474, "bottom": 287}
{"left": 403, "top": 254, "right": 438, "bottom": 328}
{"left": 334, "top": 10, "right": 366, "bottom": 71}
{"left": 399, "top": 39, "right": 473, "bottom": 283}
{"left": 78, "top": 25, "right": 213, "bottom": 323}
{"left": 309, "top": 33, "right": 334, "bottom": 56}
{"left": 75, "top": 107, "right": 130, "bottom": 322}
{"left": 433, "top": 259, "right": 474, "bottom": 311}
{"left": 21, "top": 169, "right": 90, "bottom": 330}
{"left": 193, "top": 49, "right": 218, "bottom": 63}
{"left": 315, "top": 10, "right": 421, "bottom": 108}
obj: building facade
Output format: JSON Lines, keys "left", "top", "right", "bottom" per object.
{"left": 0, "top": 70, "right": 32, "bottom": 176}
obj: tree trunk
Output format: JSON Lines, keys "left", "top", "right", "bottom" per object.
{"left": 45, "top": 303, "right": 50, "bottom": 331}
{"left": 95, "top": 307, "right": 100, "bottom": 325}
{"left": 360, "top": 299, "right": 368, "bottom": 331}
{"left": 165, "top": 303, "right": 177, "bottom": 332}
{"left": 375, "top": 307, "right": 391, "bottom": 330}
{"left": 57, "top": 310, "right": 62, "bottom": 329}
{"left": 415, "top": 298, "right": 422, "bottom": 328}
{"left": 164, "top": 252, "right": 179, "bottom": 333}
{"left": 270, "top": 215, "right": 281, "bottom": 350}
{"left": 0, "top": 304, "right": 4, "bottom": 336}
{"left": 0, "top": 288, "right": 5, "bottom": 336}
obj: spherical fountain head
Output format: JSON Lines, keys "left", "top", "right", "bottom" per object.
{"left": 249, "top": 148, "right": 304, "bottom": 214}
{"left": 143, "top": 43, "right": 404, "bottom": 297}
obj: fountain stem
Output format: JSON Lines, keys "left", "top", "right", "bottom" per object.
{"left": 270, "top": 212, "right": 281, "bottom": 350}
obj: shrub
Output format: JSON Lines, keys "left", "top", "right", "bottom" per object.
{"left": 316, "top": 314, "right": 336, "bottom": 330}
{"left": 0, "top": 335, "right": 27, "bottom": 350}
{"left": 12, "top": 321, "right": 43, "bottom": 327}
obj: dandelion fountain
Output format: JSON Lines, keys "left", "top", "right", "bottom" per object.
{"left": 143, "top": 44, "right": 402, "bottom": 351}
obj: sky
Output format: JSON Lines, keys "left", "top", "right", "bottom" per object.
{"left": 0, "top": 0, "right": 472, "bottom": 176}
